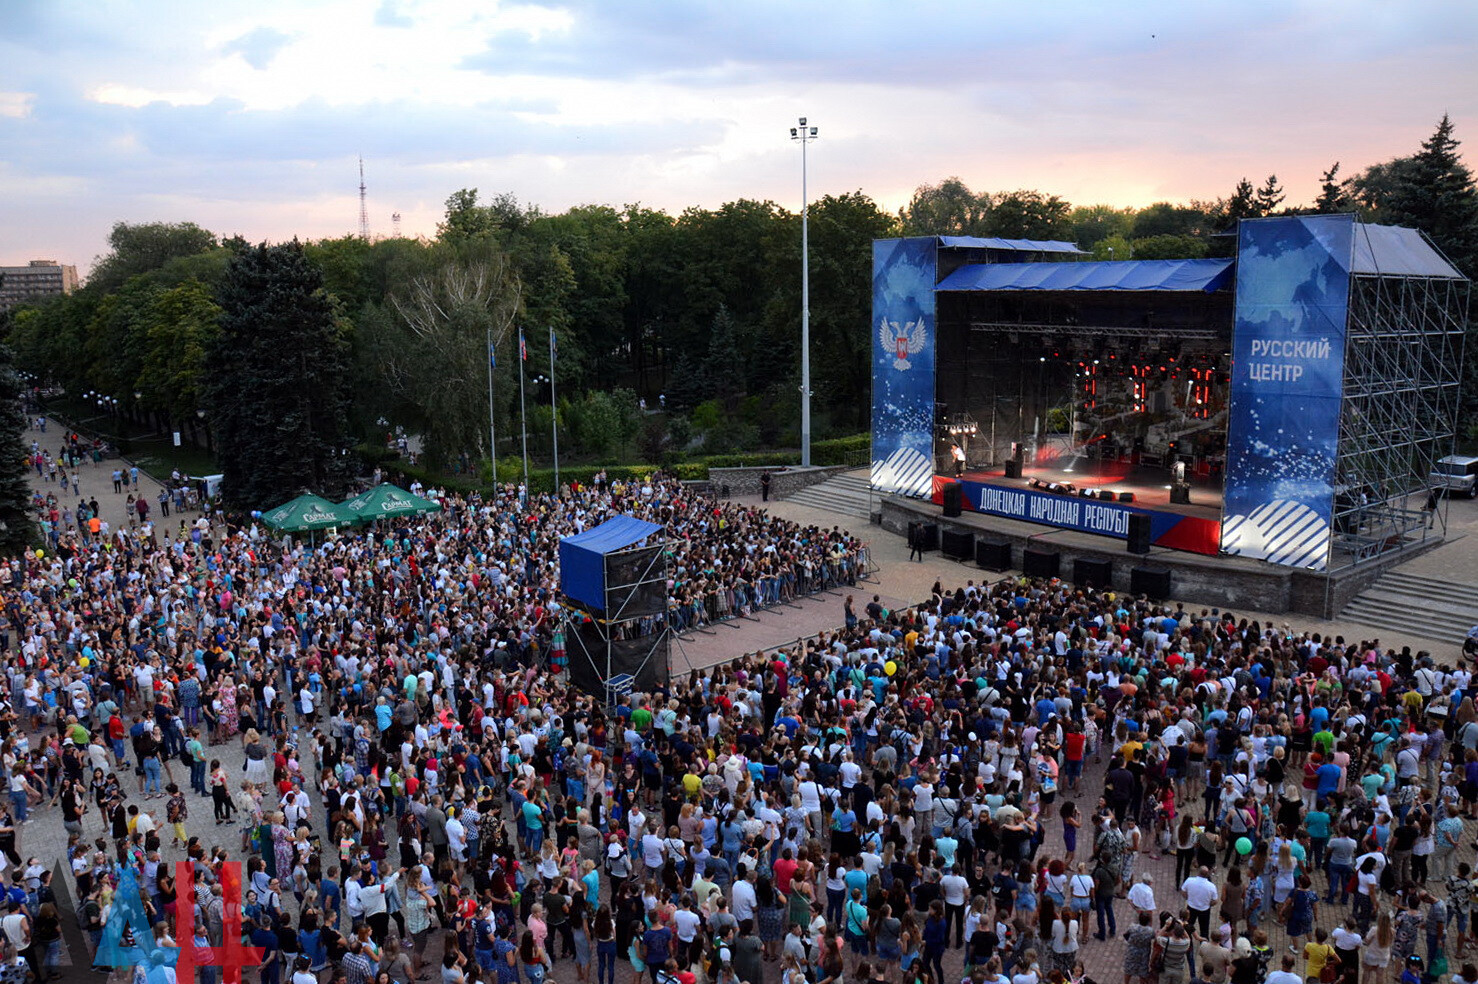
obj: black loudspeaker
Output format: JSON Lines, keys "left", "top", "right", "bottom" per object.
{"left": 1074, "top": 557, "right": 1112, "bottom": 588}
{"left": 1023, "top": 548, "right": 1060, "bottom": 579}
{"left": 1118, "top": 492, "right": 1135, "bottom": 503}
{"left": 976, "top": 540, "right": 1011, "bottom": 571}
{"left": 1098, "top": 490, "right": 1114, "bottom": 501}
{"left": 941, "top": 530, "right": 974, "bottom": 559}
{"left": 1127, "top": 513, "right": 1152, "bottom": 554}
{"left": 1131, "top": 566, "right": 1172, "bottom": 598}
{"left": 942, "top": 482, "right": 963, "bottom": 517}
{"left": 1003, "top": 460, "right": 1022, "bottom": 479}
{"left": 1170, "top": 485, "right": 1191, "bottom": 504}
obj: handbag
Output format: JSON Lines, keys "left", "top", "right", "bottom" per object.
{"left": 1320, "top": 954, "right": 1339, "bottom": 983}
{"left": 1431, "top": 950, "right": 1448, "bottom": 979}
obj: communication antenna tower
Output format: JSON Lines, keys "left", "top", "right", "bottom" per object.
{"left": 358, "top": 156, "right": 369, "bottom": 240}
{"left": 392, "top": 212, "right": 402, "bottom": 238}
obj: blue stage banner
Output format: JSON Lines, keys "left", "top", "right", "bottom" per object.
{"left": 1221, "top": 215, "right": 1354, "bottom": 570}
{"left": 871, "top": 237, "right": 938, "bottom": 496}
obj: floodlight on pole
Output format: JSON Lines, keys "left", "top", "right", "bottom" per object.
{"left": 791, "top": 117, "right": 818, "bottom": 466}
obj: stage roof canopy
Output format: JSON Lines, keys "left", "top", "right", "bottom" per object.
{"left": 937, "top": 257, "right": 1235, "bottom": 293}
{"left": 937, "top": 236, "right": 1087, "bottom": 255}
{"left": 559, "top": 515, "right": 663, "bottom": 613}
{"left": 1352, "top": 224, "right": 1466, "bottom": 279}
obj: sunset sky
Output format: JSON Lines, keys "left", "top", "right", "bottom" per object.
{"left": 2, "top": 0, "right": 1475, "bottom": 274}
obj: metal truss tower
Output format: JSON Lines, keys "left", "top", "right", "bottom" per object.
{"left": 358, "top": 157, "right": 369, "bottom": 240}
{"left": 1330, "top": 239, "right": 1470, "bottom": 567}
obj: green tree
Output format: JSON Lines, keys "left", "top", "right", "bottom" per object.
{"left": 437, "top": 189, "right": 501, "bottom": 244}
{"left": 1313, "top": 162, "right": 1352, "bottom": 213}
{"left": 704, "top": 306, "right": 744, "bottom": 412}
{"left": 135, "top": 279, "right": 220, "bottom": 426}
{"left": 1352, "top": 115, "right": 1478, "bottom": 277}
{"left": 1069, "top": 205, "right": 1135, "bottom": 248}
{"left": 375, "top": 238, "right": 524, "bottom": 467}
{"left": 88, "top": 221, "right": 217, "bottom": 294}
{"left": 1255, "top": 174, "right": 1286, "bottom": 216}
{"left": 0, "top": 341, "right": 35, "bottom": 553}
{"left": 984, "top": 190, "right": 1071, "bottom": 240}
{"left": 1223, "top": 178, "right": 1260, "bottom": 225}
{"left": 1129, "top": 234, "right": 1210, "bottom": 260}
{"left": 1090, "top": 234, "right": 1134, "bottom": 261}
{"left": 204, "top": 241, "right": 354, "bottom": 509}
{"left": 1131, "top": 203, "right": 1212, "bottom": 239}
{"left": 898, "top": 178, "right": 991, "bottom": 235}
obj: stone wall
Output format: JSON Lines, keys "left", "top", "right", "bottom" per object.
{"left": 710, "top": 465, "right": 851, "bottom": 498}
{"left": 878, "top": 497, "right": 1295, "bottom": 613}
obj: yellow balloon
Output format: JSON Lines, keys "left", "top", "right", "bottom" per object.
{"left": 79, "top": 657, "right": 89, "bottom": 667}
{"left": 884, "top": 660, "right": 898, "bottom": 677}
{"left": 33, "top": 550, "right": 43, "bottom": 559}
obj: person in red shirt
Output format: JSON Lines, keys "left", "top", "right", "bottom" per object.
{"left": 1063, "top": 723, "right": 1087, "bottom": 792}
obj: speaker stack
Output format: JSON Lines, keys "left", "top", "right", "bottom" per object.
{"left": 941, "top": 481, "right": 963, "bottom": 517}
{"left": 1023, "top": 548, "right": 1060, "bottom": 578}
{"left": 1131, "top": 566, "right": 1172, "bottom": 598}
{"left": 975, "top": 540, "right": 1011, "bottom": 571}
{"left": 1074, "top": 557, "right": 1112, "bottom": 588}
{"left": 1126, "top": 514, "right": 1152, "bottom": 554}
{"left": 941, "top": 530, "right": 974, "bottom": 560}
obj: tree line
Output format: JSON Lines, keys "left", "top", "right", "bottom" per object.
{"left": 1, "top": 116, "right": 1473, "bottom": 508}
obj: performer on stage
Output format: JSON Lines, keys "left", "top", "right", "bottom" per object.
{"left": 950, "top": 442, "right": 965, "bottom": 477}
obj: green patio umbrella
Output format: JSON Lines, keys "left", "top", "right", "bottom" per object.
{"left": 260, "top": 494, "right": 358, "bottom": 532}
{"left": 340, "top": 483, "right": 443, "bottom": 521}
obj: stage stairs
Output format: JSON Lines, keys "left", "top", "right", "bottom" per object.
{"left": 1340, "top": 570, "right": 1478, "bottom": 644}
{"left": 778, "top": 471, "right": 876, "bottom": 521}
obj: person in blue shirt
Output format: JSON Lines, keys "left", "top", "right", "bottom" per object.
{"left": 1035, "top": 695, "right": 1057, "bottom": 728}
{"left": 1310, "top": 704, "right": 1331, "bottom": 732}
{"left": 1315, "top": 758, "right": 1342, "bottom": 805}
{"left": 1304, "top": 808, "right": 1332, "bottom": 872}
{"left": 844, "top": 857, "right": 869, "bottom": 902}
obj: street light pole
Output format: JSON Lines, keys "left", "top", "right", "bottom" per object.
{"left": 790, "top": 117, "right": 818, "bottom": 467}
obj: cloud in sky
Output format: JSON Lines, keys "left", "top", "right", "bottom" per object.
{"left": 222, "top": 27, "right": 294, "bottom": 71}
{"left": 0, "top": 0, "right": 1474, "bottom": 272}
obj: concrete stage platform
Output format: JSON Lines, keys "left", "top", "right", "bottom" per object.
{"left": 878, "top": 493, "right": 1442, "bottom": 618}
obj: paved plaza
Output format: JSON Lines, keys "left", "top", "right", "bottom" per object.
{"left": 20, "top": 422, "right": 1478, "bottom": 984}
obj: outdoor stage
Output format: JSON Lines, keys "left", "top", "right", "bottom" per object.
{"left": 879, "top": 492, "right": 1442, "bottom": 618}
{"left": 959, "top": 459, "right": 1224, "bottom": 520}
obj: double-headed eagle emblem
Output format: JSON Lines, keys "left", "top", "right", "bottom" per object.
{"left": 881, "top": 317, "right": 927, "bottom": 371}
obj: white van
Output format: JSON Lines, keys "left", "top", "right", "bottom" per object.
{"left": 1430, "top": 455, "right": 1478, "bottom": 497}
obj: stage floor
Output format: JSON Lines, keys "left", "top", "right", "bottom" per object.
{"left": 956, "top": 460, "right": 1225, "bottom": 521}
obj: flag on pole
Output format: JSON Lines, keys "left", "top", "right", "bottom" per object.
{"left": 489, "top": 341, "right": 496, "bottom": 368}
{"left": 550, "top": 328, "right": 557, "bottom": 361}
{"left": 519, "top": 328, "right": 527, "bottom": 362}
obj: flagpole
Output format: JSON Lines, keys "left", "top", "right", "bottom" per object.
{"left": 550, "top": 327, "right": 560, "bottom": 490}
{"left": 518, "top": 329, "right": 530, "bottom": 495}
{"left": 486, "top": 327, "right": 497, "bottom": 486}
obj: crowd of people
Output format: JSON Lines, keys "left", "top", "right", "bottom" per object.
{"left": 0, "top": 427, "right": 1474, "bottom": 984}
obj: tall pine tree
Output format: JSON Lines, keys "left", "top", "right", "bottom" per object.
{"left": 0, "top": 343, "right": 36, "bottom": 554}
{"left": 1314, "top": 162, "right": 1351, "bottom": 213}
{"left": 205, "top": 241, "right": 353, "bottom": 510}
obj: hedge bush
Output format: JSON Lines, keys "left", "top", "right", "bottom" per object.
{"left": 380, "top": 433, "right": 871, "bottom": 496}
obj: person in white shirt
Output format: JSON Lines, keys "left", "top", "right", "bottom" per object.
{"left": 941, "top": 866, "right": 971, "bottom": 947}
{"left": 731, "top": 866, "right": 757, "bottom": 923}
{"left": 1128, "top": 874, "right": 1156, "bottom": 914}
{"left": 1181, "top": 867, "right": 1219, "bottom": 936}
{"left": 1265, "top": 953, "right": 1303, "bottom": 984}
